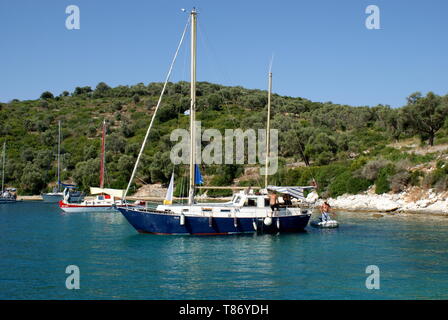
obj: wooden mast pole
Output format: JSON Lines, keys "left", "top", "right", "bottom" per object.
{"left": 188, "top": 8, "right": 197, "bottom": 205}
{"left": 265, "top": 71, "right": 272, "bottom": 188}
{"left": 100, "top": 119, "right": 106, "bottom": 189}
{"left": 57, "top": 120, "right": 61, "bottom": 192}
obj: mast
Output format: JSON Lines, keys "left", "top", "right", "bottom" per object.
{"left": 57, "top": 120, "right": 61, "bottom": 192}
{"left": 188, "top": 8, "right": 197, "bottom": 205}
{"left": 1, "top": 142, "right": 5, "bottom": 193}
{"left": 264, "top": 71, "right": 272, "bottom": 188}
{"left": 100, "top": 119, "right": 106, "bottom": 189}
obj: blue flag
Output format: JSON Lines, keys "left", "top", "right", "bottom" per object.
{"left": 195, "top": 164, "right": 204, "bottom": 185}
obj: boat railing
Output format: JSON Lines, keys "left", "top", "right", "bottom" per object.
{"left": 131, "top": 203, "right": 176, "bottom": 215}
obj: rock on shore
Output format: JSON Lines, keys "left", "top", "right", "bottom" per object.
{"left": 315, "top": 187, "right": 448, "bottom": 214}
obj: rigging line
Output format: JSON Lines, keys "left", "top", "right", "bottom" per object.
{"left": 197, "top": 22, "right": 239, "bottom": 128}
{"left": 269, "top": 54, "right": 275, "bottom": 74}
{"left": 197, "top": 21, "right": 245, "bottom": 184}
{"left": 180, "top": 175, "right": 185, "bottom": 205}
{"left": 123, "top": 16, "right": 191, "bottom": 200}
{"left": 174, "top": 34, "right": 189, "bottom": 184}
{"left": 295, "top": 133, "right": 318, "bottom": 188}
{"left": 135, "top": 176, "right": 149, "bottom": 185}
{"left": 166, "top": 32, "right": 189, "bottom": 200}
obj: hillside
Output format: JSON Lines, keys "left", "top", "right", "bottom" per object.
{"left": 0, "top": 81, "right": 447, "bottom": 197}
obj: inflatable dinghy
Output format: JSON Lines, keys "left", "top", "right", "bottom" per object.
{"left": 310, "top": 219, "right": 339, "bottom": 228}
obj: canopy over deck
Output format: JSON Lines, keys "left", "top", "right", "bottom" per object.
{"left": 266, "top": 186, "right": 315, "bottom": 200}
{"left": 90, "top": 187, "right": 125, "bottom": 198}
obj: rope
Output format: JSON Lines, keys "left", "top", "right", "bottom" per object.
{"left": 123, "top": 16, "right": 191, "bottom": 200}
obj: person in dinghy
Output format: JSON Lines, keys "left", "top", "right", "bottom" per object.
{"left": 320, "top": 201, "right": 334, "bottom": 222}
{"left": 310, "top": 200, "right": 339, "bottom": 228}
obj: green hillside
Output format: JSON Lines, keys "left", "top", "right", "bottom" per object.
{"left": 1, "top": 82, "right": 447, "bottom": 196}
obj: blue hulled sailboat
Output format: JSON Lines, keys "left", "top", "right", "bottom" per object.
{"left": 118, "top": 8, "right": 313, "bottom": 235}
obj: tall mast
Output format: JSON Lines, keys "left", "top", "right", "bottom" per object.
{"left": 1, "top": 142, "right": 5, "bottom": 193}
{"left": 57, "top": 120, "right": 61, "bottom": 192}
{"left": 100, "top": 119, "right": 106, "bottom": 189}
{"left": 188, "top": 8, "right": 197, "bottom": 205}
{"left": 264, "top": 71, "right": 272, "bottom": 188}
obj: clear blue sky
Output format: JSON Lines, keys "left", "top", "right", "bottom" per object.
{"left": 1, "top": 0, "right": 447, "bottom": 107}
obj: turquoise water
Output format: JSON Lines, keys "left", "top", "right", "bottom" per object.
{"left": 1, "top": 202, "right": 447, "bottom": 300}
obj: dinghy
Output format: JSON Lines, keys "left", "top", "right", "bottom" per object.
{"left": 310, "top": 219, "right": 339, "bottom": 228}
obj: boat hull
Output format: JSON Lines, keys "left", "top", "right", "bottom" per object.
{"left": 44, "top": 190, "right": 84, "bottom": 203}
{"left": 58, "top": 200, "right": 124, "bottom": 213}
{"left": 0, "top": 198, "right": 18, "bottom": 204}
{"left": 59, "top": 206, "right": 119, "bottom": 213}
{"left": 310, "top": 219, "right": 339, "bottom": 229}
{"left": 118, "top": 207, "right": 311, "bottom": 235}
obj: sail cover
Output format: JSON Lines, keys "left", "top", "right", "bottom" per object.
{"left": 266, "top": 186, "right": 315, "bottom": 200}
{"left": 195, "top": 164, "right": 204, "bottom": 185}
{"left": 90, "top": 187, "right": 125, "bottom": 198}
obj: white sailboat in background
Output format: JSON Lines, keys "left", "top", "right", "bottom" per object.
{"left": 0, "top": 142, "right": 18, "bottom": 204}
{"left": 42, "top": 121, "right": 84, "bottom": 203}
{"left": 59, "top": 120, "right": 131, "bottom": 212}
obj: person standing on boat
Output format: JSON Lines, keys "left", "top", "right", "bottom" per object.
{"left": 320, "top": 201, "right": 333, "bottom": 222}
{"left": 283, "top": 193, "right": 292, "bottom": 206}
{"left": 269, "top": 191, "right": 279, "bottom": 214}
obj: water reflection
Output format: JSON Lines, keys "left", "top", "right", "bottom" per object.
{"left": 1, "top": 203, "right": 448, "bottom": 299}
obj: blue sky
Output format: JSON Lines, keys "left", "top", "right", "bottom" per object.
{"left": 1, "top": 0, "right": 447, "bottom": 107}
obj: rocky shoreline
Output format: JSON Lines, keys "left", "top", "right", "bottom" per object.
{"left": 17, "top": 185, "right": 448, "bottom": 216}
{"left": 316, "top": 187, "right": 448, "bottom": 215}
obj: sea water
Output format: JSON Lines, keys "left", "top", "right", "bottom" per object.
{"left": 0, "top": 202, "right": 447, "bottom": 299}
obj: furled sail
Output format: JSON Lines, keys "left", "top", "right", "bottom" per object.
{"left": 163, "top": 173, "right": 174, "bottom": 205}
{"left": 195, "top": 164, "right": 203, "bottom": 185}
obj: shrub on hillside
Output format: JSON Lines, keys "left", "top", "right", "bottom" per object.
{"left": 375, "top": 165, "right": 396, "bottom": 194}
{"left": 390, "top": 171, "right": 411, "bottom": 193}
{"left": 409, "top": 170, "right": 423, "bottom": 186}
{"left": 434, "top": 176, "right": 448, "bottom": 192}
{"left": 328, "top": 171, "right": 371, "bottom": 197}
{"left": 358, "top": 159, "right": 390, "bottom": 181}
{"left": 422, "top": 165, "right": 448, "bottom": 191}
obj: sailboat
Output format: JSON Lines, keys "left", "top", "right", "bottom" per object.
{"left": 42, "top": 121, "right": 84, "bottom": 202}
{"left": 0, "top": 142, "right": 18, "bottom": 204}
{"left": 59, "top": 120, "right": 131, "bottom": 212}
{"left": 116, "top": 9, "right": 313, "bottom": 235}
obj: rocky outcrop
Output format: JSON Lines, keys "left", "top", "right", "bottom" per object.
{"left": 133, "top": 184, "right": 167, "bottom": 198}
{"left": 317, "top": 187, "right": 448, "bottom": 214}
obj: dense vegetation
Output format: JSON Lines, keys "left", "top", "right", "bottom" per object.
{"left": 0, "top": 81, "right": 447, "bottom": 197}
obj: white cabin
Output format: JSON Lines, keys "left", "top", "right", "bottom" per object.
{"left": 155, "top": 191, "right": 310, "bottom": 218}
